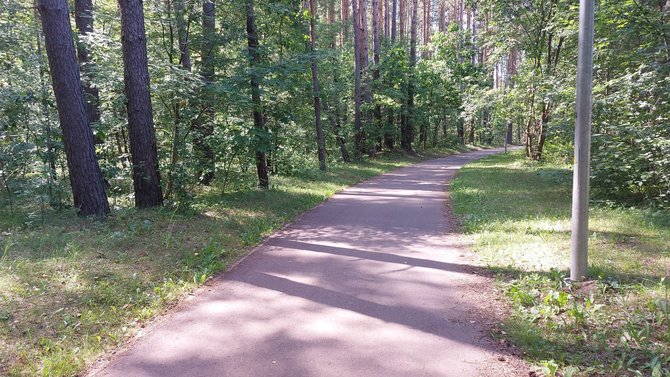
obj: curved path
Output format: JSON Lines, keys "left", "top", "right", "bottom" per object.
{"left": 92, "top": 148, "right": 520, "bottom": 377}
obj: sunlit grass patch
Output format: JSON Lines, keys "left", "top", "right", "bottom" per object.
{"left": 452, "top": 151, "right": 670, "bottom": 376}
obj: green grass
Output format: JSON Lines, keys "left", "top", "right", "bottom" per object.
{"left": 451, "top": 151, "right": 670, "bottom": 377}
{"left": 0, "top": 146, "right": 472, "bottom": 376}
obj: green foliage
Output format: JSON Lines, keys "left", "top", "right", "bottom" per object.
{"left": 584, "top": 0, "right": 670, "bottom": 208}
{"left": 479, "top": 0, "right": 669, "bottom": 206}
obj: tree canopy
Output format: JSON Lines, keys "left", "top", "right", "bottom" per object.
{"left": 0, "top": 0, "right": 668, "bottom": 214}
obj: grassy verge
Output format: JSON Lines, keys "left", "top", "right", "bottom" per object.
{"left": 0, "top": 146, "right": 472, "bottom": 376}
{"left": 451, "top": 151, "right": 670, "bottom": 377}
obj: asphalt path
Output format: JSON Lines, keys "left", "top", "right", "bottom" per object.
{"left": 91, "top": 148, "right": 517, "bottom": 377}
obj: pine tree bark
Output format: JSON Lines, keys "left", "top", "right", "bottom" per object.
{"left": 307, "top": 0, "right": 326, "bottom": 171}
{"left": 372, "top": 0, "right": 381, "bottom": 70}
{"left": 118, "top": 0, "right": 164, "bottom": 208}
{"left": 402, "top": 0, "right": 417, "bottom": 153}
{"left": 352, "top": 0, "right": 363, "bottom": 158}
{"left": 398, "top": 0, "right": 408, "bottom": 151}
{"left": 423, "top": 0, "right": 430, "bottom": 47}
{"left": 438, "top": 0, "right": 445, "bottom": 33}
{"left": 391, "top": 0, "right": 397, "bottom": 42}
{"left": 74, "top": 0, "right": 101, "bottom": 140}
{"left": 385, "top": 0, "right": 398, "bottom": 149}
{"left": 372, "top": 0, "right": 382, "bottom": 151}
{"left": 194, "top": 0, "right": 216, "bottom": 184}
{"left": 359, "top": 0, "right": 370, "bottom": 101}
{"left": 38, "top": 0, "right": 110, "bottom": 216}
{"left": 359, "top": 0, "right": 372, "bottom": 155}
{"left": 342, "top": 0, "right": 350, "bottom": 43}
{"left": 384, "top": 0, "right": 390, "bottom": 39}
{"left": 246, "top": 0, "right": 269, "bottom": 188}
{"left": 399, "top": 0, "right": 406, "bottom": 37}
{"left": 378, "top": 0, "right": 384, "bottom": 39}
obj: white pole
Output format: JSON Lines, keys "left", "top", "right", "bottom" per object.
{"left": 570, "top": 0, "right": 595, "bottom": 282}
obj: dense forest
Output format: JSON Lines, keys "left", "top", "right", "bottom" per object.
{"left": 0, "top": 0, "right": 668, "bottom": 216}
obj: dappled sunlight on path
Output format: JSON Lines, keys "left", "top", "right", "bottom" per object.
{"left": 91, "top": 149, "right": 524, "bottom": 377}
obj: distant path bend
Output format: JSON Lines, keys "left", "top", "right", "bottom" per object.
{"left": 92, "top": 148, "right": 525, "bottom": 377}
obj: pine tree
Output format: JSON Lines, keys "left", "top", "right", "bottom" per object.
{"left": 118, "top": 0, "right": 164, "bottom": 208}
{"left": 246, "top": 0, "right": 269, "bottom": 189}
{"left": 38, "top": 0, "right": 110, "bottom": 216}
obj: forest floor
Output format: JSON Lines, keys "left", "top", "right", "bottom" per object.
{"left": 87, "top": 147, "right": 529, "bottom": 377}
{"left": 0, "top": 145, "right": 494, "bottom": 377}
{"left": 451, "top": 151, "right": 670, "bottom": 376}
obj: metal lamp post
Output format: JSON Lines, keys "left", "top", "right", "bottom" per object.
{"left": 570, "top": 0, "right": 595, "bottom": 282}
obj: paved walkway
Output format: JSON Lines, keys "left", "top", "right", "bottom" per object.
{"left": 92, "top": 148, "right": 515, "bottom": 377}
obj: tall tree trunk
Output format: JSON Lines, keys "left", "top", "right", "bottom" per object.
{"left": 438, "top": 0, "right": 445, "bottom": 32}
{"left": 342, "top": 0, "right": 350, "bottom": 43}
{"left": 246, "top": 0, "right": 269, "bottom": 188}
{"left": 359, "top": 0, "right": 370, "bottom": 100}
{"left": 74, "top": 0, "right": 101, "bottom": 141}
{"left": 387, "top": 0, "right": 398, "bottom": 149}
{"left": 423, "top": 0, "right": 430, "bottom": 48}
{"left": 533, "top": 106, "right": 549, "bottom": 160}
{"left": 399, "top": 0, "right": 405, "bottom": 37}
{"left": 372, "top": 0, "right": 382, "bottom": 151}
{"left": 469, "top": 5, "right": 477, "bottom": 64}
{"left": 391, "top": 0, "right": 397, "bottom": 42}
{"left": 175, "top": 0, "right": 190, "bottom": 69}
{"left": 327, "top": 0, "right": 351, "bottom": 162}
{"left": 399, "top": 30, "right": 408, "bottom": 151}
{"left": 38, "top": 0, "right": 110, "bottom": 216}
{"left": 326, "top": 99, "right": 351, "bottom": 163}
{"left": 402, "top": 0, "right": 417, "bottom": 153}
{"left": 307, "top": 0, "right": 326, "bottom": 170}
{"left": 119, "top": 0, "right": 164, "bottom": 208}
{"left": 194, "top": 0, "right": 216, "bottom": 184}
{"left": 377, "top": 0, "right": 383, "bottom": 39}
{"left": 359, "top": 0, "right": 372, "bottom": 155}
{"left": 525, "top": 118, "right": 532, "bottom": 157}
{"left": 165, "top": 0, "right": 191, "bottom": 200}
{"left": 352, "top": 0, "right": 363, "bottom": 158}
{"left": 384, "top": 0, "right": 390, "bottom": 39}
{"left": 505, "top": 49, "right": 517, "bottom": 146}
